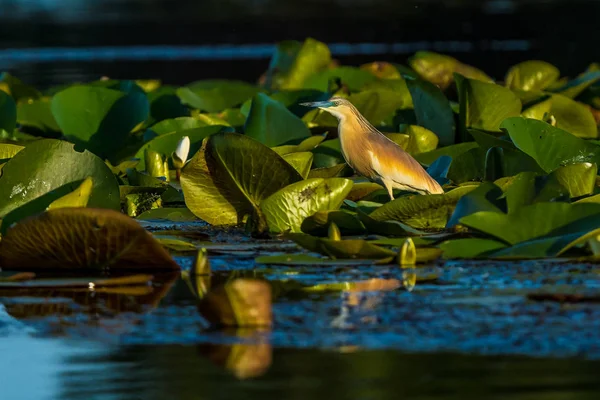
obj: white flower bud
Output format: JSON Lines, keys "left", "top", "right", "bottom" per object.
{"left": 172, "top": 136, "right": 190, "bottom": 169}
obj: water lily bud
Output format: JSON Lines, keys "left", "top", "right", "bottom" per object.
{"left": 398, "top": 238, "right": 416, "bottom": 266}
{"left": 172, "top": 136, "right": 190, "bottom": 169}
{"left": 328, "top": 222, "right": 341, "bottom": 241}
{"left": 193, "top": 248, "right": 211, "bottom": 276}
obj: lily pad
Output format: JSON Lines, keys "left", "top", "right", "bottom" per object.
{"left": 440, "top": 238, "right": 507, "bottom": 259}
{"left": 277, "top": 38, "right": 332, "bottom": 90}
{"left": 505, "top": 61, "right": 560, "bottom": 91}
{"left": 0, "top": 208, "right": 179, "bottom": 270}
{"left": 16, "top": 97, "right": 61, "bottom": 133}
{"left": 459, "top": 202, "right": 600, "bottom": 245}
{"left": 51, "top": 85, "right": 150, "bottom": 162}
{"left": 0, "top": 139, "right": 120, "bottom": 217}
{"left": 150, "top": 117, "right": 207, "bottom": 135}
{"left": 409, "top": 51, "right": 492, "bottom": 90}
{"left": 547, "top": 94, "right": 597, "bottom": 139}
{"left": 301, "top": 210, "right": 366, "bottom": 236}
{"left": 549, "top": 162, "right": 597, "bottom": 198}
{"left": 0, "top": 90, "right": 17, "bottom": 133}
{"left": 260, "top": 178, "right": 353, "bottom": 233}
{"left": 176, "top": 80, "right": 260, "bottom": 112}
{"left": 405, "top": 77, "right": 455, "bottom": 146}
{"left": 282, "top": 152, "right": 314, "bottom": 179}
{"left": 456, "top": 74, "right": 522, "bottom": 132}
{"left": 369, "top": 186, "right": 477, "bottom": 229}
{"left": 501, "top": 117, "right": 600, "bottom": 173}
{"left": 303, "top": 67, "right": 376, "bottom": 92}
{"left": 446, "top": 182, "right": 505, "bottom": 228}
{"left": 244, "top": 93, "right": 311, "bottom": 147}
{"left": 181, "top": 132, "right": 302, "bottom": 227}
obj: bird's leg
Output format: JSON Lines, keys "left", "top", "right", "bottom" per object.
{"left": 382, "top": 180, "right": 395, "bottom": 201}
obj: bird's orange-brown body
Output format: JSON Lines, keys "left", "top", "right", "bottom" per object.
{"left": 302, "top": 97, "right": 443, "bottom": 200}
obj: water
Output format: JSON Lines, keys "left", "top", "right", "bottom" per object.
{"left": 2, "top": 244, "right": 600, "bottom": 399}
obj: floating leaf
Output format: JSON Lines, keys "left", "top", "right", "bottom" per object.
{"left": 46, "top": 177, "right": 93, "bottom": 210}
{"left": 181, "top": 132, "right": 302, "bottom": 227}
{"left": 177, "top": 80, "right": 260, "bottom": 112}
{"left": 0, "top": 139, "right": 120, "bottom": 218}
{"left": 349, "top": 89, "right": 409, "bottom": 125}
{"left": 308, "top": 164, "right": 349, "bottom": 179}
{"left": 150, "top": 117, "right": 207, "bottom": 135}
{"left": 550, "top": 70, "right": 600, "bottom": 99}
{"left": 280, "top": 152, "right": 312, "bottom": 179}
{"left": 547, "top": 94, "right": 597, "bottom": 139}
{"left": 459, "top": 202, "right": 600, "bottom": 245}
{"left": 197, "top": 278, "right": 272, "bottom": 327}
{"left": 245, "top": 93, "right": 311, "bottom": 147}
{"left": 303, "top": 66, "right": 376, "bottom": 92}
{"left": 440, "top": 238, "right": 507, "bottom": 259}
{"left": 501, "top": 117, "right": 600, "bottom": 173}
{"left": 346, "top": 182, "right": 384, "bottom": 202}
{"left": 505, "top": 61, "right": 560, "bottom": 91}
{"left": 278, "top": 38, "right": 331, "bottom": 90}
{"left": 301, "top": 210, "right": 366, "bottom": 236}
{"left": 360, "top": 62, "right": 401, "bottom": 79}
{"left": 260, "top": 178, "right": 353, "bottom": 233}
{"left": 409, "top": 51, "right": 492, "bottom": 90}
{"left": 549, "top": 163, "right": 597, "bottom": 198}
{"left": 399, "top": 125, "right": 439, "bottom": 154}
{"left": 406, "top": 77, "right": 455, "bottom": 146}
{"left": 369, "top": 186, "right": 477, "bottom": 229}
{"left": 0, "top": 91, "right": 17, "bottom": 133}
{"left": 0, "top": 208, "right": 179, "bottom": 270}
{"left": 456, "top": 74, "right": 521, "bottom": 132}
{"left": 16, "top": 97, "right": 61, "bottom": 133}
{"left": 446, "top": 182, "right": 505, "bottom": 228}
{"left": 51, "top": 85, "right": 150, "bottom": 161}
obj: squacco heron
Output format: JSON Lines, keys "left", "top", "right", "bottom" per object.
{"left": 301, "top": 97, "right": 444, "bottom": 200}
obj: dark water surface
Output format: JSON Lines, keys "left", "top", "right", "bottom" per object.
{"left": 2, "top": 222, "right": 600, "bottom": 399}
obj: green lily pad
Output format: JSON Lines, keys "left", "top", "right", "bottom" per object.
{"left": 550, "top": 70, "right": 600, "bottom": 99}
{"left": 301, "top": 209, "right": 366, "bottom": 236}
{"left": 277, "top": 38, "right": 332, "bottom": 90}
{"left": 244, "top": 93, "right": 311, "bottom": 147}
{"left": 440, "top": 238, "right": 507, "bottom": 259}
{"left": 136, "top": 207, "right": 199, "bottom": 221}
{"left": 369, "top": 186, "right": 477, "bottom": 229}
{"left": 547, "top": 94, "right": 597, "bottom": 138}
{"left": 134, "top": 125, "right": 231, "bottom": 170}
{"left": 0, "top": 91, "right": 17, "bottom": 133}
{"left": 260, "top": 177, "right": 353, "bottom": 233}
{"left": 176, "top": 80, "right": 260, "bottom": 112}
{"left": 409, "top": 51, "right": 492, "bottom": 90}
{"left": 521, "top": 97, "right": 553, "bottom": 120}
{"left": 456, "top": 74, "right": 521, "bottom": 132}
{"left": 501, "top": 117, "right": 600, "bottom": 173}
{"left": 0, "top": 73, "right": 41, "bottom": 101}
{"left": 150, "top": 117, "right": 207, "bottom": 135}
{"left": 181, "top": 132, "right": 302, "bottom": 228}
{"left": 311, "top": 139, "right": 345, "bottom": 168}
{"left": 499, "top": 171, "right": 567, "bottom": 213}
{"left": 405, "top": 77, "right": 455, "bottom": 146}
{"left": 303, "top": 67, "right": 376, "bottom": 92}
{"left": 446, "top": 182, "right": 505, "bottom": 228}
{"left": 0, "top": 139, "right": 120, "bottom": 218}
{"left": 459, "top": 202, "right": 600, "bottom": 245}
{"left": 272, "top": 135, "right": 326, "bottom": 155}
{"left": 308, "top": 164, "right": 349, "bottom": 179}
{"left": 282, "top": 152, "right": 314, "bottom": 179}
{"left": 414, "top": 142, "right": 479, "bottom": 166}
{"left": 286, "top": 233, "right": 396, "bottom": 260}
{"left": 16, "top": 97, "right": 61, "bottom": 133}
{"left": 505, "top": 61, "right": 560, "bottom": 91}
{"left": 146, "top": 85, "right": 189, "bottom": 124}
{"left": 549, "top": 162, "right": 597, "bottom": 198}
{"left": 51, "top": 85, "right": 150, "bottom": 162}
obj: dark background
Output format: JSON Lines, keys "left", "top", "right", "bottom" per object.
{"left": 0, "top": 0, "right": 598, "bottom": 88}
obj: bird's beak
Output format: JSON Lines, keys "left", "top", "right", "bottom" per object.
{"left": 299, "top": 100, "right": 334, "bottom": 108}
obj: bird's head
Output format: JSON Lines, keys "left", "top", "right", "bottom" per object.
{"left": 300, "top": 97, "right": 355, "bottom": 120}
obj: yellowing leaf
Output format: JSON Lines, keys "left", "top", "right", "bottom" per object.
{"left": 0, "top": 208, "right": 179, "bottom": 270}
{"left": 47, "top": 177, "right": 93, "bottom": 210}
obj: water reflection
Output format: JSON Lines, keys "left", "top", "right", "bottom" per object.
{"left": 10, "top": 342, "right": 594, "bottom": 400}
